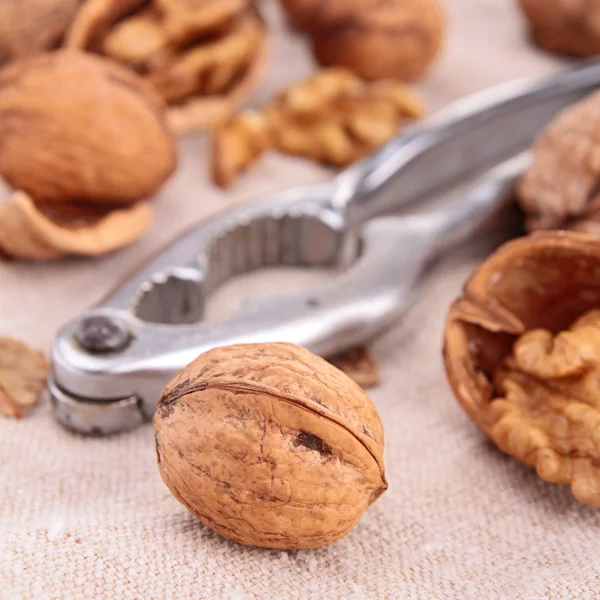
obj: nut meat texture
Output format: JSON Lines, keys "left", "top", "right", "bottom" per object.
{"left": 520, "top": 0, "right": 600, "bottom": 57}
{"left": 154, "top": 343, "right": 387, "bottom": 549}
{"left": 280, "top": 0, "right": 445, "bottom": 81}
{"left": 0, "top": 50, "right": 176, "bottom": 206}
{"left": 444, "top": 231, "right": 600, "bottom": 507}
{"left": 519, "top": 90, "right": 600, "bottom": 234}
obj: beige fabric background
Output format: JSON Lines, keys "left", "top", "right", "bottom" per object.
{"left": 1, "top": 1, "right": 599, "bottom": 599}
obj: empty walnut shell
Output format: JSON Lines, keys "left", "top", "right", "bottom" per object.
{"left": 518, "top": 90, "right": 600, "bottom": 234}
{"left": 444, "top": 231, "right": 600, "bottom": 506}
{"left": 0, "top": 50, "right": 176, "bottom": 207}
{"left": 154, "top": 342, "right": 387, "bottom": 549}
{"left": 519, "top": 0, "right": 600, "bottom": 57}
{"left": 279, "top": 0, "right": 445, "bottom": 81}
{"left": 0, "top": 191, "right": 152, "bottom": 260}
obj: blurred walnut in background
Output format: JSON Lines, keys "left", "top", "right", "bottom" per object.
{"left": 0, "top": 0, "right": 82, "bottom": 65}
{"left": 520, "top": 0, "right": 600, "bottom": 56}
{"left": 64, "top": 0, "right": 268, "bottom": 133}
{"left": 518, "top": 90, "right": 600, "bottom": 236}
{"left": 279, "top": 0, "right": 445, "bottom": 81}
{"left": 444, "top": 232, "right": 600, "bottom": 507}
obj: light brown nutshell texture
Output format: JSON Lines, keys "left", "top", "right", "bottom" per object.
{"left": 65, "top": 0, "right": 267, "bottom": 133}
{"left": 444, "top": 231, "right": 600, "bottom": 507}
{"left": 518, "top": 89, "right": 600, "bottom": 234}
{"left": 519, "top": 0, "right": 600, "bottom": 57}
{"left": 0, "top": 191, "right": 152, "bottom": 260}
{"left": 279, "top": 0, "right": 445, "bottom": 81}
{"left": 0, "top": 0, "right": 81, "bottom": 66}
{"left": 154, "top": 342, "right": 387, "bottom": 549}
{"left": 0, "top": 50, "right": 176, "bottom": 206}
{"left": 0, "top": 336, "right": 48, "bottom": 418}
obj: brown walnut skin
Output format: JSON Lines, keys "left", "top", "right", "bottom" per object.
{"left": 518, "top": 90, "right": 600, "bottom": 234}
{"left": 279, "top": 0, "right": 445, "bottom": 81}
{"left": 0, "top": 0, "right": 82, "bottom": 66}
{"left": 444, "top": 231, "right": 600, "bottom": 507}
{"left": 0, "top": 50, "right": 176, "bottom": 207}
{"left": 519, "top": 0, "right": 600, "bottom": 57}
{"left": 154, "top": 343, "right": 387, "bottom": 550}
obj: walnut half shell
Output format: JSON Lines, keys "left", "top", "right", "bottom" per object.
{"left": 444, "top": 231, "right": 600, "bottom": 507}
{"left": 154, "top": 343, "right": 387, "bottom": 549}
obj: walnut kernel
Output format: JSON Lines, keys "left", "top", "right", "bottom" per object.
{"left": 211, "top": 68, "right": 424, "bottom": 186}
{"left": 444, "top": 231, "right": 600, "bottom": 506}
{"left": 518, "top": 90, "right": 600, "bottom": 233}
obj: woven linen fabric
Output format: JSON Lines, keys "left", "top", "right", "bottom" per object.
{"left": 2, "top": 2, "right": 599, "bottom": 599}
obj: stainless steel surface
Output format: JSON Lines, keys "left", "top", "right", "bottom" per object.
{"left": 48, "top": 60, "right": 600, "bottom": 435}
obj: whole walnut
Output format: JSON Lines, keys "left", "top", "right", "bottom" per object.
{"left": 279, "top": 0, "right": 445, "bottom": 81}
{"left": 154, "top": 343, "right": 387, "bottom": 550}
{"left": 519, "top": 0, "right": 600, "bottom": 57}
{"left": 0, "top": 50, "right": 176, "bottom": 207}
{"left": 518, "top": 90, "right": 600, "bottom": 235}
{"left": 444, "top": 231, "right": 600, "bottom": 507}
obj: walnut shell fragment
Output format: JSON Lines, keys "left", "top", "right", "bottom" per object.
{"left": 279, "top": 0, "right": 445, "bottom": 81}
{"left": 0, "top": 0, "right": 81, "bottom": 66}
{"left": 518, "top": 90, "right": 600, "bottom": 233}
{"left": 519, "top": 0, "right": 600, "bottom": 57}
{"left": 0, "top": 50, "right": 176, "bottom": 207}
{"left": 154, "top": 343, "right": 387, "bottom": 549}
{"left": 0, "top": 191, "right": 152, "bottom": 260}
{"left": 0, "top": 336, "right": 48, "bottom": 418}
{"left": 444, "top": 231, "right": 600, "bottom": 507}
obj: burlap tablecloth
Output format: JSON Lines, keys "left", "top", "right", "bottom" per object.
{"left": 2, "top": 1, "right": 600, "bottom": 598}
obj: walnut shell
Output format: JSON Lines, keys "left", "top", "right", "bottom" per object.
{"left": 0, "top": 191, "right": 152, "bottom": 260}
{"left": 154, "top": 343, "right": 387, "bottom": 549}
{"left": 519, "top": 0, "right": 600, "bottom": 57}
{"left": 0, "top": 50, "right": 176, "bottom": 206}
{"left": 65, "top": 1, "right": 267, "bottom": 134}
{"left": 279, "top": 0, "right": 445, "bottom": 81}
{"left": 444, "top": 231, "right": 600, "bottom": 506}
{"left": 518, "top": 90, "right": 600, "bottom": 233}
{"left": 0, "top": 0, "right": 81, "bottom": 66}
{"left": 0, "top": 336, "right": 48, "bottom": 418}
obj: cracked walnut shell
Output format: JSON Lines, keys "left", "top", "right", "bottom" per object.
{"left": 279, "top": 0, "right": 445, "bottom": 81}
{"left": 519, "top": 0, "right": 600, "bottom": 57}
{"left": 0, "top": 191, "right": 152, "bottom": 260}
{"left": 444, "top": 231, "right": 600, "bottom": 507}
{"left": 0, "top": 50, "right": 176, "bottom": 207}
{"left": 154, "top": 343, "right": 387, "bottom": 549}
{"left": 0, "top": 336, "right": 48, "bottom": 419}
{"left": 65, "top": 1, "right": 267, "bottom": 133}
